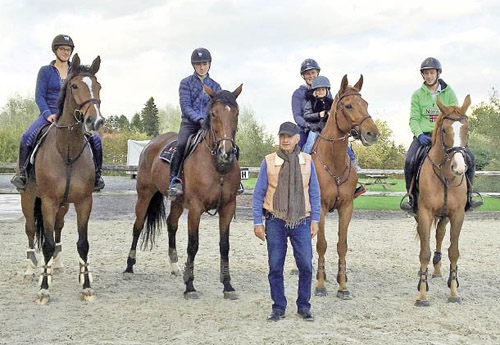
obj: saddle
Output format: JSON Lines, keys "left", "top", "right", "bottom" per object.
{"left": 407, "top": 145, "right": 431, "bottom": 212}
{"left": 159, "top": 129, "right": 205, "bottom": 163}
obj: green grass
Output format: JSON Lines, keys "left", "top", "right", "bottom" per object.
{"left": 242, "top": 177, "right": 500, "bottom": 211}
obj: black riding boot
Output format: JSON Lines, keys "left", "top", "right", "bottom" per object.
{"left": 465, "top": 170, "right": 483, "bottom": 211}
{"left": 11, "top": 144, "right": 32, "bottom": 191}
{"left": 88, "top": 136, "right": 105, "bottom": 192}
{"left": 168, "top": 148, "right": 183, "bottom": 198}
{"left": 235, "top": 145, "right": 244, "bottom": 195}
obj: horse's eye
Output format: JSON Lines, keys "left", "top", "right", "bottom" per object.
{"left": 346, "top": 104, "right": 352, "bottom": 109}
{"left": 71, "top": 84, "right": 78, "bottom": 90}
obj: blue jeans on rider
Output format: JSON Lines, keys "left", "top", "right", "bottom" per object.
{"left": 302, "top": 131, "right": 318, "bottom": 154}
{"left": 265, "top": 215, "right": 313, "bottom": 313}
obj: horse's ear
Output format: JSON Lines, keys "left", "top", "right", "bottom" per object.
{"left": 203, "top": 84, "right": 214, "bottom": 98}
{"left": 461, "top": 94, "right": 471, "bottom": 114}
{"left": 232, "top": 84, "right": 243, "bottom": 99}
{"left": 71, "top": 54, "right": 81, "bottom": 69}
{"left": 436, "top": 96, "right": 445, "bottom": 114}
{"left": 90, "top": 56, "right": 101, "bottom": 74}
{"left": 353, "top": 74, "right": 363, "bottom": 91}
{"left": 340, "top": 75, "right": 348, "bottom": 93}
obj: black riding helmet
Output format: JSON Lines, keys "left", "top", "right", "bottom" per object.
{"left": 191, "top": 48, "right": 212, "bottom": 64}
{"left": 420, "top": 57, "right": 442, "bottom": 74}
{"left": 300, "top": 58, "right": 321, "bottom": 75}
{"left": 52, "top": 34, "right": 74, "bottom": 53}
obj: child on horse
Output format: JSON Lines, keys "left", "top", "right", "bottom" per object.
{"left": 11, "top": 34, "right": 104, "bottom": 192}
{"left": 400, "top": 57, "right": 482, "bottom": 213}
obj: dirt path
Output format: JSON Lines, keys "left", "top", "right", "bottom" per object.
{"left": 1, "top": 207, "right": 499, "bottom": 344}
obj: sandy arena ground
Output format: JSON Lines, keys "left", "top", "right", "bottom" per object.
{"left": 1, "top": 177, "right": 499, "bottom": 345}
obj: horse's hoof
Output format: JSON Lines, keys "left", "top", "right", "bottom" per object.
{"left": 184, "top": 291, "right": 199, "bottom": 300}
{"left": 415, "top": 300, "right": 430, "bottom": 307}
{"left": 447, "top": 296, "right": 462, "bottom": 305}
{"left": 36, "top": 289, "right": 50, "bottom": 305}
{"left": 314, "top": 288, "right": 328, "bottom": 297}
{"left": 224, "top": 291, "right": 239, "bottom": 300}
{"left": 336, "top": 290, "right": 352, "bottom": 300}
{"left": 431, "top": 274, "right": 442, "bottom": 278}
{"left": 81, "top": 288, "right": 96, "bottom": 302}
{"left": 170, "top": 264, "right": 182, "bottom": 277}
{"left": 289, "top": 269, "right": 299, "bottom": 276}
{"left": 122, "top": 272, "right": 134, "bottom": 280}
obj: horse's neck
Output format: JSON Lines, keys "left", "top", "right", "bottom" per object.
{"left": 317, "top": 106, "right": 349, "bottom": 165}
{"left": 55, "top": 109, "right": 86, "bottom": 157}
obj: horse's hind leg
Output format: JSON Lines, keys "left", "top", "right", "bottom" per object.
{"left": 21, "top": 194, "right": 37, "bottom": 282}
{"left": 167, "top": 200, "right": 183, "bottom": 276}
{"left": 52, "top": 204, "right": 69, "bottom": 274}
{"left": 447, "top": 214, "right": 464, "bottom": 304}
{"left": 315, "top": 211, "right": 328, "bottom": 296}
{"left": 432, "top": 218, "right": 448, "bottom": 278}
{"left": 74, "top": 198, "right": 95, "bottom": 302}
{"left": 219, "top": 201, "right": 238, "bottom": 300}
{"left": 124, "top": 191, "right": 151, "bottom": 275}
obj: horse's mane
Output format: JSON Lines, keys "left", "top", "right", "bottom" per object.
{"left": 56, "top": 64, "right": 96, "bottom": 121}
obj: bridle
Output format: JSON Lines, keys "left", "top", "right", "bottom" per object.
{"left": 54, "top": 73, "right": 101, "bottom": 131}
{"left": 205, "top": 101, "right": 238, "bottom": 158}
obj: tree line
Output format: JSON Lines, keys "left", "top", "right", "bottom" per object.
{"left": 1, "top": 91, "right": 499, "bottom": 172}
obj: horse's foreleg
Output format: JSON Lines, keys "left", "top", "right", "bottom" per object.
{"left": 315, "top": 210, "right": 327, "bottom": 296}
{"left": 183, "top": 210, "right": 201, "bottom": 299}
{"left": 75, "top": 199, "right": 95, "bottom": 302}
{"left": 219, "top": 201, "right": 237, "bottom": 300}
{"left": 167, "top": 200, "right": 184, "bottom": 276}
{"left": 415, "top": 211, "right": 433, "bottom": 307}
{"left": 336, "top": 206, "right": 353, "bottom": 300}
{"left": 53, "top": 204, "right": 68, "bottom": 274}
{"left": 447, "top": 214, "right": 464, "bottom": 304}
{"left": 432, "top": 218, "right": 448, "bottom": 278}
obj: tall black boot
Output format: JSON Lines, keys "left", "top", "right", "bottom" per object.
{"left": 235, "top": 145, "right": 244, "bottom": 195}
{"left": 168, "top": 148, "right": 183, "bottom": 198}
{"left": 88, "top": 136, "right": 105, "bottom": 192}
{"left": 11, "top": 144, "right": 32, "bottom": 191}
{"left": 465, "top": 169, "right": 483, "bottom": 211}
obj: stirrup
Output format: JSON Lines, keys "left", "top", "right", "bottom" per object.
{"left": 400, "top": 194, "right": 416, "bottom": 216}
{"left": 168, "top": 177, "right": 184, "bottom": 198}
{"left": 237, "top": 182, "right": 244, "bottom": 195}
{"left": 11, "top": 174, "right": 27, "bottom": 191}
{"left": 466, "top": 191, "right": 483, "bottom": 212}
{"left": 354, "top": 185, "right": 366, "bottom": 198}
{"left": 93, "top": 176, "right": 105, "bottom": 192}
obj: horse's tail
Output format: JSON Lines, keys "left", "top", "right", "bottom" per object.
{"left": 34, "top": 197, "right": 44, "bottom": 250}
{"left": 140, "top": 191, "right": 166, "bottom": 250}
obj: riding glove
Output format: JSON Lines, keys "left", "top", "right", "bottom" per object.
{"left": 418, "top": 134, "right": 431, "bottom": 146}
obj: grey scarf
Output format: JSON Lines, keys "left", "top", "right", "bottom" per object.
{"left": 273, "top": 146, "right": 306, "bottom": 228}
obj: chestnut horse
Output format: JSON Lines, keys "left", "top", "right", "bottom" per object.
{"left": 20, "top": 54, "right": 104, "bottom": 304}
{"left": 124, "top": 85, "right": 242, "bottom": 300}
{"left": 311, "top": 75, "right": 379, "bottom": 299}
{"left": 414, "top": 95, "right": 471, "bottom": 306}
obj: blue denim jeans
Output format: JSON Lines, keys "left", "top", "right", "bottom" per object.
{"left": 302, "top": 131, "right": 319, "bottom": 154}
{"left": 265, "top": 215, "right": 313, "bottom": 312}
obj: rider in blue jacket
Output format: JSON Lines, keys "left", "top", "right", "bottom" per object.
{"left": 168, "top": 48, "right": 221, "bottom": 197}
{"left": 11, "top": 34, "right": 105, "bottom": 192}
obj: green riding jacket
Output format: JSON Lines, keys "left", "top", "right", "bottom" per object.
{"left": 409, "top": 79, "right": 458, "bottom": 138}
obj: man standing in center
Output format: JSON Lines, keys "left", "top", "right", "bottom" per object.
{"left": 252, "top": 121, "right": 321, "bottom": 322}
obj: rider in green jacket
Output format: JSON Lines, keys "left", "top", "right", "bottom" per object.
{"left": 400, "top": 57, "right": 482, "bottom": 214}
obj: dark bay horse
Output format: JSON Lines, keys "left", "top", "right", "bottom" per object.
{"left": 20, "top": 54, "right": 104, "bottom": 304}
{"left": 414, "top": 95, "right": 471, "bottom": 306}
{"left": 311, "top": 75, "right": 380, "bottom": 299}
{"left": 124, "top": 85, "right": 242, "bottom": 300}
